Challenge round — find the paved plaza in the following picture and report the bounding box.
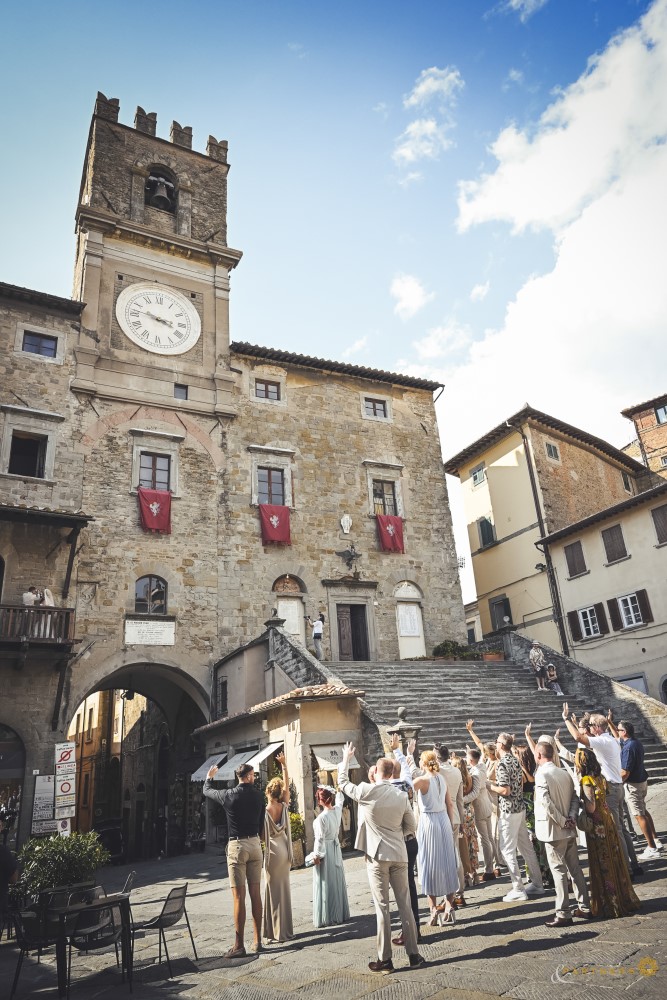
[3,784,666,1000]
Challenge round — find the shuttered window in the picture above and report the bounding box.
[608,590,653,630]
[651,503,667,544]
[601,524,627,563]
[478,517,496,547]
[568,603,609,642]
[564,540,587,577]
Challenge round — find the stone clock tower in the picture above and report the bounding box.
[72,92,242,416]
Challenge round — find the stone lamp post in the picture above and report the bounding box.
[386,706,422,757]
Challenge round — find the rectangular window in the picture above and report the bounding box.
[467,625,476,644]
[86,708,94,741]
[174,384,188,400]
[22,331,58,358]
[656,404,667,424]
[8,431,47,478]
[545,442,560,461]
[364,397,388,419]
[619,593,642,628]
[373,479,397,516]
[478,516,496,548]
[255,379,280,401]
[75,714,82,745]
[471,462,486,487]
[564,540,587,577]
[579,606,601,637]
[139,452,171,491]
[217,676,228,719]
[651,503,667,544]
[489,595,512,630]
[601,524,627,563]
[258,467,285,505]
[621,471,632,493]
[661,456,667,468]
[82,772,90,807]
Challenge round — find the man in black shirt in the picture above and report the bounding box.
[204,761,265,958]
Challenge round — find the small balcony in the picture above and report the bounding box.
[0,605,76,644]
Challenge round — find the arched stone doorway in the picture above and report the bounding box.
[0,724,25,850]
[272,574,307,645]
[64,660,208,861]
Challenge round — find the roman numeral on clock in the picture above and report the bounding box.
[156,294,164,304]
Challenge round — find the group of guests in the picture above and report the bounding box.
[204,704,660,969]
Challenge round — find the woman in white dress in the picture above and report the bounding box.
[407,741,459,926]
[310,785,350,928]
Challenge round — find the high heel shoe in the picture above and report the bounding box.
[428,910,439,926]
[439,908,456,926]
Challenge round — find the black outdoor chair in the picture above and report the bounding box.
[67,889,124,999]
[131,883,197,978]
[10,909,60,999]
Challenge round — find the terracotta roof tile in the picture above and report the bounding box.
[193,684,364,735]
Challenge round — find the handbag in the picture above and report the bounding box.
[576,796,594,834]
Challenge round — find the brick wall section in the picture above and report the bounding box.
[627,403,667,478]
[529,425,639,532]
[504,630,667,743]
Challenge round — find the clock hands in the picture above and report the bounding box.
[143,308,174,328]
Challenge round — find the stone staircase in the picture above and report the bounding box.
[324,657,667,783]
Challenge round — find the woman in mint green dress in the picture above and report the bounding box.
[311,786,350,928]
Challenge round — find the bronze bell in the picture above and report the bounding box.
[150,179,172,211]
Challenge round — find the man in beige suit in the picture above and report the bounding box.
[339,742,425,973]
[534,741,591,927]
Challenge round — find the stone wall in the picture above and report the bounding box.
[503,630,667,743]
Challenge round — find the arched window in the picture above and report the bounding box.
[135,575,167,615]
[144,165,177,215]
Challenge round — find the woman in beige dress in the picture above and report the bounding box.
[263,752,294,943]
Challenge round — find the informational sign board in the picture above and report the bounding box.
[125,618,175,646]
[32,819,59,835]
[32,775,55,830]
[397,603,421,637]
[58,819,71,837]
[55,741,77,826]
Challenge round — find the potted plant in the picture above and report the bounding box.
[12,832,110,916]
[482,648,503,661]
[289,812,305,868]
[432,639,469,661]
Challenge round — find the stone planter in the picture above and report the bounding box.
[482,652,503,661]
[291,839,305,869]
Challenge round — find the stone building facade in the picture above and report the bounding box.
[0,93,464,847]
[622,393,667,479]
[444,405,657,652]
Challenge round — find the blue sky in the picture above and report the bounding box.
[2,0,665,598]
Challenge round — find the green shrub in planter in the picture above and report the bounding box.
[432,638,468,659]
[289,812,305,843]
[17,832,110,902]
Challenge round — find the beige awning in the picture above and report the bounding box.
[311,744,359,770]
[191,753,227,782]
[215,750,257,781]
[245,742,283,771]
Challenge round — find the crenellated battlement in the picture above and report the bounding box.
[93,92,227,162]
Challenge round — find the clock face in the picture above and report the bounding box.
[115,282,201,355]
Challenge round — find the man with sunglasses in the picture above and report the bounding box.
[608,716,662,861]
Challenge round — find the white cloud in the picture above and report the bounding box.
[390,274,435,320]
[458,1,667,235]
[403,66,464,109]
[373,102,389,119]
[413,321,472,360]
[430,0,667,460]
[503,68,525,90]
[288,42,306,59]
[504,0,549,23]
[397,170,423,188]
[393,118,454,166]
[470,281,490,302]
[341,336,368,359]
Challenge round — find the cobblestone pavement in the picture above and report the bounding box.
[3,784,666,1000]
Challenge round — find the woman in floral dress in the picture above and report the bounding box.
[451,755,479,886]
[576,748,640,919]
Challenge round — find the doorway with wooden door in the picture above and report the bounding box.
[336,604,369,661]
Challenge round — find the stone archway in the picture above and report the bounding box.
[0,723,25,851]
